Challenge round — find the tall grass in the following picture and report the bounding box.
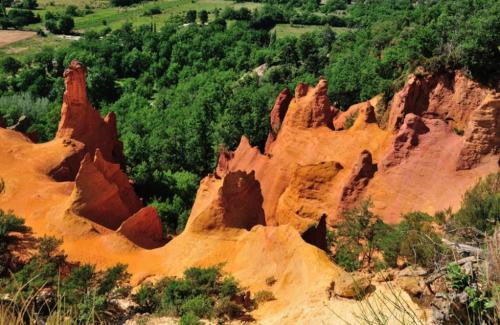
[0,273,103,325]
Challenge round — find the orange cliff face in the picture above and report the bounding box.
[213,70,499,234]
[0,62,498,323]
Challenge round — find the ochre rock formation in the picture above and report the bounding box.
[283,78,333,129]
[387,71,489,132]
[274,161,343,247]
[69,149,142,230]
[457,93,500,170]
[381,114,430,169]
[186,171,266,233]
[215,145,234,178]
[339,150,378,212]
[270,88,292,136]
[212,72,498,227]
[0,63,498,324]
[56,60,125,176]
[117,206,165,249]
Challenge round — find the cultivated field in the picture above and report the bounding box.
[0,30,37,47]
[0,34,71,60]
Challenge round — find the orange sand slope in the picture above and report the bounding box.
[0,61,498,323]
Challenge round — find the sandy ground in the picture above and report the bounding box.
[0,30,37,47]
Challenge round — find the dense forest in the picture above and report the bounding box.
[0,0,499,233]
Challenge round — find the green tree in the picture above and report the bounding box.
[199,10,208,24]
[186,10,196,24]
[58,15,74,34]
[0,56,21,74]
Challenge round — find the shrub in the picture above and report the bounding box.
[265,276,277,286]
[0,210,30,275]
[180,295,213,318]
[0,57,21,75]
[333,200,385,270]
[334,242,361,272]
[110,0,142,7]
[0,210,29,245]
[133,282,160,313]
[214,296,243,318]
[134,266,249,320]
[398,212,447,269]
[144,6,161,16]
[58,15,75,34]
[254,290,275,304]
[450,172,500,236]
[180,312,202,325]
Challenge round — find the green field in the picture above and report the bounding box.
[0,34,71,60]
[272,24,353,39]
[28,0,262,31]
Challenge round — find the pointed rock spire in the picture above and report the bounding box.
[56,60,125,175]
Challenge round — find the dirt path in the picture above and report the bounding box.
[0,30,37,47]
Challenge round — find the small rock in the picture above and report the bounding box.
[333,273,371,299]
[398,266,428,277]
[396,276,424,297]
[373,270,395,282]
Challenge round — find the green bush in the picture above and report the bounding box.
[333,200,385,270]
[180,295,213,318]
[0,210,29,245]
[334,242,361,272]
[0,210,30,275]
[451,172,500,236]
[180,312,202,325]
[0,57,21,75]
[134,266,249,320]
[396,212,446,269]
[143,6,161,16]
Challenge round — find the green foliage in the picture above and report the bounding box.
[446,262,497,323]
[334,200,386,271]
[199,10,208,24]
[0,57,21,75]
[133,266,249,320]
[332,202,446,271]
[45,14,75,35]
[0,210,29,245]
[0,8,40,28]
[110,0,142,7]
[450,172,500,236]
[185,10,196,23]
[334,242,361,272]
[180,312,202,325]
[143,6,161,16]
[0,210,30,274]
[1,233,131,323]
[65,5,81,17]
